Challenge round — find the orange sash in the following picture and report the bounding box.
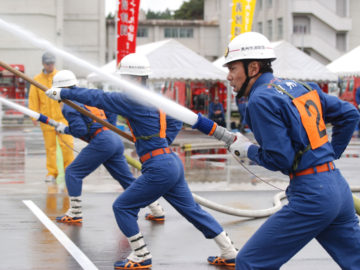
[84,105,107,121]
[127,110,166,142]
[292,90,328,149]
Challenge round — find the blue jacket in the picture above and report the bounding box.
[246,73,359,175]
[208,102,225,120]
[60,87,183,156]
[356,87,360,107]
[61,101,116,141]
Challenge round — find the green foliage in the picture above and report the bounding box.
[146,8,173,19]
[106,13,115,20]
[174,0,204,20]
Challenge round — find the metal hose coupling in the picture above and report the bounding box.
[212,125,235,146]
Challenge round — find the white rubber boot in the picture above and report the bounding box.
[145,200,165,221]
[207,231,237,266]
[148,200,164,216]
[214,231,238,259]
[127,232,152,263]
[56,196,82,223]
[65,196,82,218]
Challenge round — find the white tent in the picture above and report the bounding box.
[213,40,338,82]
[327,46,360,77]
[87,39,227,83]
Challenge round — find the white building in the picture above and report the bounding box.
[106,0,360,64]
[252,0,359,64]
[0,0,106,78]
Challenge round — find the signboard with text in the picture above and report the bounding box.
[231,0,256,40]
[116,0,140,67]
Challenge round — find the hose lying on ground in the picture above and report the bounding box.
[126,152,360,218]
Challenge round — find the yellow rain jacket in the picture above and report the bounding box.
[28,69,74,177]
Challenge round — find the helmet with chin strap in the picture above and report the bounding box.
[117,53,151,76]
[223,32,276,98]
[223,32,276,66]
[52,70,78,88]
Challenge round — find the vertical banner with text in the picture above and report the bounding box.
[116,0,141,67]
[230,0,256,40]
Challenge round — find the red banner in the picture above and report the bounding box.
[116,0,140,67]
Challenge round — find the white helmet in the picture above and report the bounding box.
[53,70,78,87]
[223,32,276,66]
[117,53,151,76]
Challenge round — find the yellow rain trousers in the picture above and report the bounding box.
[28,69,74,177]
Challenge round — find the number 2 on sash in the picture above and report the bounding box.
[293,90,328,149]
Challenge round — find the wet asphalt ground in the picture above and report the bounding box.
[0,123,359,270]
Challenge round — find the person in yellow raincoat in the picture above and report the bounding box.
[28,52,74,182]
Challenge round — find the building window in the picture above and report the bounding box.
[336,0,347,17]
[293,25,308,34]
[336,33,346,51]
[258,22,263,34]
[179,28,194,38]
[268,0,272,8]
[164,28,193,38]
[267,20,272,40]
[258,0,263,10]
[137,27,148,38]
[293,16,310,34]
[164,28,178,38]
[277,18,283,40]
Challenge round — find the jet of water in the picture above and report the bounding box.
[0,18,199,126]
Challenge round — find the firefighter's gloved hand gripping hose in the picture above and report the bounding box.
[192,113,253,161]
[192,113,235,145]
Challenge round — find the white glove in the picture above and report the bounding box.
[46,87,62,101]
[47,119,58,127]
[228,132,252,161]
[55,122,67,134]
[358,104,360,110]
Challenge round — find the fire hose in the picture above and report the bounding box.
[1,60,359,218]
[0,60,134,143]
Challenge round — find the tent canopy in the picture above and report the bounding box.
[213,40,338,82]
[327,46,360,77]
[88,39,227,83]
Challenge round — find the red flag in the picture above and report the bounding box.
[116,0,141,67]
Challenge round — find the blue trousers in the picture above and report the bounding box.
[236,169,360,269]
[112,152,223,238]
[65,130,135,196]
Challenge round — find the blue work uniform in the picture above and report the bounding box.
[356,87,360,134]
[236,72,360,269]
[60,87,224,238]
[209,102,225,127]
[61,101,135,197]
[236,97,247,127]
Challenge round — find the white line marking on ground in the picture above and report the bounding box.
[23,200,98,270]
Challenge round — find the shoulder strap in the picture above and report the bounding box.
[266,82,313,172]
[127,110,167,142]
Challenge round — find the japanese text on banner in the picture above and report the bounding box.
[117,0,140,66]
[231,0,256,40]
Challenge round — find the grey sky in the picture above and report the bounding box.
[105,0,187,15]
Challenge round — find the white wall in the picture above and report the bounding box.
[0,0,105,78]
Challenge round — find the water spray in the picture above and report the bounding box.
[0,96,58,127]
[0,96,141,170]
[0,18,199,127]
[0,60,134,142]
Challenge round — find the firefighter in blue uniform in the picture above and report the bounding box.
[192,32,360,269]
[51,70,165,223]
[356,86,360,137]
[46,53,237,270]
[208,96,226,127]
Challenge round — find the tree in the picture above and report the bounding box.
[174,0,204,20]
[146,8,173,20]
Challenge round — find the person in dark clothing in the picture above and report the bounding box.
[208,96,225,127]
